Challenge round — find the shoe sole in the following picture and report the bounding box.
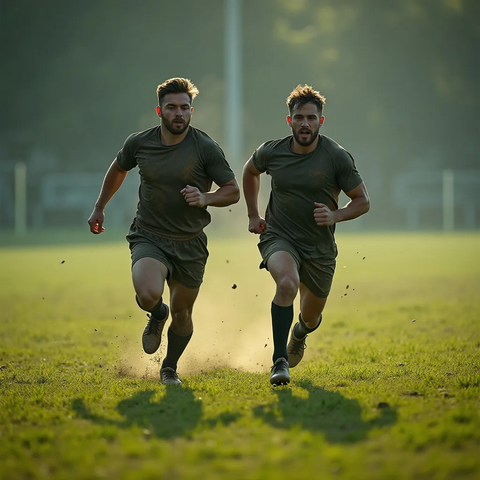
[161,379,182,385]
[271,379,290,387]
[287,356,302,368]
[270,375,290,386]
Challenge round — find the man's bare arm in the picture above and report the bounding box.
[181,178,240,208]
[87,160,128,234]
[242,158,266,234]
[314,182,370,227]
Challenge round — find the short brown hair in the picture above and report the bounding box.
[286,84,326,115]
[156,77,199,106]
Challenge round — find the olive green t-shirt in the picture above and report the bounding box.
[252,134,363,260]
[116,126,235,239]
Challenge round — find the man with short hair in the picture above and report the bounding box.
[88,77,239,385]
[242,84,370,386]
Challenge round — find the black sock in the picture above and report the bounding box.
[136,295,168,321]
[150,298,168,321]
[294,313,322,339]
[271,302,294,363]
[161,328,193,371]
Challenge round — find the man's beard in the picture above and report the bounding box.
[292,126,320,147]
[162,117,190,135]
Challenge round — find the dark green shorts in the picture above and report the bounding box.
[258,233,335,299]
[126,223,208,289]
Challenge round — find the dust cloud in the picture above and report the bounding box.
[179,311,272,376]
[118,242,277,381]
[118,298,274,381]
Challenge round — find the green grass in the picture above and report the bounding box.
[1,231,479,480]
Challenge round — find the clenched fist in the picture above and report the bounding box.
[314,202,336,226]
[181,185,207,208]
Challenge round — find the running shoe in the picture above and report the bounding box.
[287,324,307,368]
[142,304,169,354]
[270,357,290,386]
[160,367,182,385]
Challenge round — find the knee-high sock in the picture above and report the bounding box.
[136,295,168,321]
[294,313,322,339]
[161,328,193,370]
[271,302,294,362]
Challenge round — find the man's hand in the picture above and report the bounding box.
[87,209,106,234]
[314,202,336,227]
[181,185,207,207]
[248,215,266,234]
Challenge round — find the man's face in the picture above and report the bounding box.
[287,102,324,147]
[158,92,193,135]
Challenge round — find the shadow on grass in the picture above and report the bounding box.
[253,379,397,443]
[72,385,239,439]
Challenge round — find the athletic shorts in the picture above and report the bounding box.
[258,232,336,299]
[126,222,208,289]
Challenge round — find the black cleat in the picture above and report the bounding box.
[142,304,169,354]
[160,367,182,385]
[270,357,290,386]
[287,324,307,368]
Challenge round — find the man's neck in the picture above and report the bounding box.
[160,126,190,146]
[290,135,319,154]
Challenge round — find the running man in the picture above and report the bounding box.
[88,77,239,385]
[242,84,370,386]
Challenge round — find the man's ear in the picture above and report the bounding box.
[286,115,291,126]
[156,106,161,117]
[320,116,325,126]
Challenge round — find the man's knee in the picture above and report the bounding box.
[276,276,299,301]
[136,290,162,311]
[171,305,192,323]
[170,306,193,335]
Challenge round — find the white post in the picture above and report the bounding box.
[442,169,454,231]
[225,0,243,167]
[15,162,27,235]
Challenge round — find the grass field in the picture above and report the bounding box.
[0,231,479,480]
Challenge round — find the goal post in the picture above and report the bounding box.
[14,162,27,235]
[442,169,454,232]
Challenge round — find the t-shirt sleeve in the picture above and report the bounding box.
[115,134,138,171]
[203,141,236,186]
[251,142,268,173]
[335,149,364,193]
